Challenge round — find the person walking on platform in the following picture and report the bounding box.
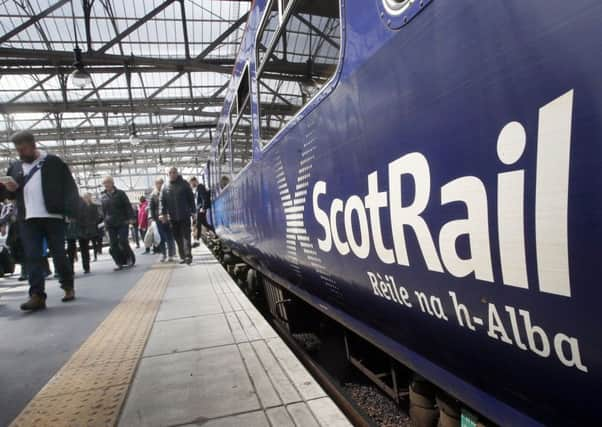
[93,203,104,261]
[189,177,200,247]
[160,167,194,264]
[0,130,79,311]
[100,176,136,271]
[1,200,26,280]
[196,181,215,239]
[138,196,149,253]
[77,193,101,274]
[149,178,175,262]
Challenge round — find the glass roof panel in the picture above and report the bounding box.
[0,0,251,192]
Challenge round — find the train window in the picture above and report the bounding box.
[256,0,279,68]
[232,66,253,176]
[218,127,232,190]
[257,0,341,148]
[237,65,250,110]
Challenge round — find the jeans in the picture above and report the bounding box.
[107,225,134,266]
[20,218,74,298]
[171,218,192,261]
[157,221,175,257]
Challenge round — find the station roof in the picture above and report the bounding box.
[0,0,250,193]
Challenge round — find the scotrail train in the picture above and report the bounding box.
[204,1,601,425]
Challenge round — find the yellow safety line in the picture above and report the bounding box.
[10,264,174,427]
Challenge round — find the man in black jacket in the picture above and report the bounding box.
[100,176,135,270]
[149,178,176,262]
[189,177,215,245]
[160,167,194,264]
[0,130,79,311]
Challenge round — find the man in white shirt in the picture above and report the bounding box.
[0,131,79,311]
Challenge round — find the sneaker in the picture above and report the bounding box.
[18,275,27,281]
[192,242,200,248]
[84,269,91,274]
[114,265,124,271]
[185,257,192,265]
[179,259,187,264]
[62,289,75,302]
[167,257,176,263]
[160,255,167,263]
[20,294,46,311]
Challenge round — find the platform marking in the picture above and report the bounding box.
[10,264,174,427]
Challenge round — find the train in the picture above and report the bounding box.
[204,0,602,425]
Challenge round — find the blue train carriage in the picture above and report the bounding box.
[208,0,601,425]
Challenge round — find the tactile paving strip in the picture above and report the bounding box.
[10,264,174,427]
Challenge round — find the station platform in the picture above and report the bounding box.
[2,243,351,427]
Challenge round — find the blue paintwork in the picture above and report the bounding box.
[209,1,602,425]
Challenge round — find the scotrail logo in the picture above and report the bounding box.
[310,90,574,298]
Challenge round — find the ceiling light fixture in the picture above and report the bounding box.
[68,47,92,89]
[129,123,141,146]
[68,1,92,89]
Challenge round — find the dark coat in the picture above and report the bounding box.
[148,191,161,221]
[100,188,134,227]
[160,176,195,221]
[78,200,101,239]
[197,185,211,210]
[0,154,79,220]
[65,220,79,241]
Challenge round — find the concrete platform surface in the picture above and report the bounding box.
[0,246,158,427]
[119,244,351,427]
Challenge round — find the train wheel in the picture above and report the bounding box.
[409,377,438,427]
[436,393,460,427]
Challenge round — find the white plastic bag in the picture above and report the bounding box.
[151,221,161,245]
[145,221,161,247]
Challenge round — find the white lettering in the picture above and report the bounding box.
[487,304,513,344]
[364,171,395,264]
[439,176,493,282]
[313,181,332,252]
[505,306,528,351]
[344,195,370,259]
[389,153,443,272]
[497,122,529,289]
[330,198,349,255]
[519,309,551,358]
[553,333,588,373]
[448,291,476,331]
[535,90,573,297]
